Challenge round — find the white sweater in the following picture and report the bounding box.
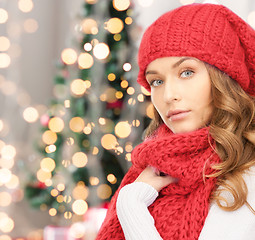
[116,167,255,240]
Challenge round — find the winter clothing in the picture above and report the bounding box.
[137,4,255,96]
[96,124,221,239]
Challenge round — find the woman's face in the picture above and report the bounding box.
[145,56,213,134]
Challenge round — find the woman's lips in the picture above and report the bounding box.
[167,110,191,121]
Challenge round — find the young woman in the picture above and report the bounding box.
[96,3,255,240]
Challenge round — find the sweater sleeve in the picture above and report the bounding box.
[116,182,163,240]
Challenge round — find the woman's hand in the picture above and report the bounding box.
[135,166,177,192]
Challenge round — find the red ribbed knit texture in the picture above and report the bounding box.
[137,4,255,96]
[96,125,221,239]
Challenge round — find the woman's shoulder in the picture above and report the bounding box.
[199,165,255,240]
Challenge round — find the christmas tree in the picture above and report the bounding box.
[24,0,151,223]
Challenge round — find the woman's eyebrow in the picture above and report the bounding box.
[145,57,198,76]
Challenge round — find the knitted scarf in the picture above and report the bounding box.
[96,124,221,240]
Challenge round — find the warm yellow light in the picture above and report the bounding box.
[104,87,117,103]
[0,192,11,207]
[141,86,151,96]
[0,53,11,68]
[1,145,16,159]
[72,152,88,168]
[0,9,8,24]
[107,174,117,184]
[49,208,57,216]
[113,0,130,11]
[61,48,77,65]
[5,174,19,189]
[97,184,112,199]
[81,18,98,34]
[0,37,10,51]
[18,0,34,13]
[93,43,110,60]
[92,147,99,155]
[64,211,72,219]
[42,130,57,145]
[116,91,123,99]
[121,80,128,88]
[132,119,140,127]
[125,153,131,161]
[45,144,56,153]
[56,195,64,203]
[64,195,72,203]
[70,79,86,96]
[0,235,11,240]
[24,18,38,33]
[125,143,133,152]
[36,169,52,183]
[0,217,14,233]
[127,87,135,95]
[72,200,88,215]
[115,121,131,138]
[64,100,70,108]
[72,185,89,200]
[0,157,13,170]
[125,17,133,25]
[48,117,64,133]
[113,34,121,41]
[83,126,92,135]
[78,53,94,69]
[101,134,118,150]
[69,117,85,133]
[51,189,58,197]
[40,157,56,172]
[89,176,99,186]
[137,93,145,102]
[123,63,132,71]
[57,184,65,192]
[84,80,91,88]
[106,18,124,34]
[146,103,154,119]
[23,107,39,123]
[86,0,98,3]
[84,43,92,51]
[108,73,116,81]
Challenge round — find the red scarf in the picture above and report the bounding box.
[96,125,221,240]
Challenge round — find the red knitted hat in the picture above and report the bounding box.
[137,3,255,95]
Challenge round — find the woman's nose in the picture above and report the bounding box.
[163,80,181,103]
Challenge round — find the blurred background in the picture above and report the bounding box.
[0,0,254,239]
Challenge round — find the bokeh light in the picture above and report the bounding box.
[0,192,12,207]
[40,158,56,172]
[5,175,19,189]
[23,107,39,123]
[72,152,88,168]
[18,0,34,13]
[78,53,94,69]
[24,18,38,33]
[84,43,92,51]
[42,130,57,145]
[1,145,16,160]
[0,37,10,51]
[72,200,88,215]
[106,18,124,34]
[61,48,77,65]
[93,43,110,60]
[113,0,130,11]
[115,121,131,138]
[70,79,87,96]
[101,134,118,150]
[48,117,64,133]
[69,117,85,133]
[37,169,52,183]
[0,9,8,24]
[97,184,112,199]
[0,53,11,68]
[81,18,98,34]
[107,174,117,184]
[72,183,89,200]
[123,62,131,71]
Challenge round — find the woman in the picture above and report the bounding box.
[96,3,255,240]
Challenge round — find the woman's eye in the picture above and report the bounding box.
[150,79,163,87]
[180,70,194,78]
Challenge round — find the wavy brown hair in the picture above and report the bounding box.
[145,63,255,212]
